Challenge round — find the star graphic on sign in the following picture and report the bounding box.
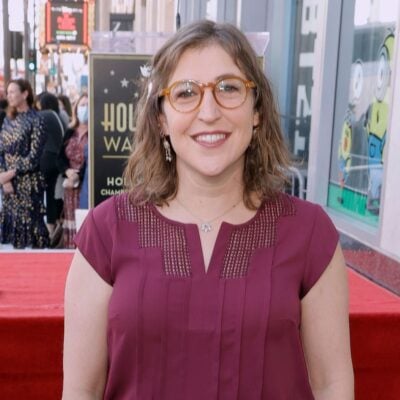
[121,78,129,88]
[110,70,115,76]
[104,88,109,94]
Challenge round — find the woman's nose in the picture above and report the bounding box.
[197,89,222,121]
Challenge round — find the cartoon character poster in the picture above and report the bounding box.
[328,15,396,227]
[364,33,394,215]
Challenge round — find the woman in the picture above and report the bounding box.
[57,93,88,248]
[63,21,354,399]
[78,142,89,209]
[58,94,72,127]
[0,79,49,248]
[0,98,8,130]
[37,92,65,237]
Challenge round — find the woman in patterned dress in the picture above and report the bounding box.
[0,79,49,248]
[57,93,88,248]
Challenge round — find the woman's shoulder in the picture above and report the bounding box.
[91,194,118,220]
[263,192,330,223]
[26,108,41,121]
[275,194,337,245]
[27,107,39,116]
[39,110,59,127]
[40,109,57,121]
[15,108,35,120]
[64,127,75,136]
[61,127,77,144]
[287,194,323,215]
[90,192,145,222]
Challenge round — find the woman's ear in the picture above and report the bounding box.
[253,110,260,129]
[158,114,169,137]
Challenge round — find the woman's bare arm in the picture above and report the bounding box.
[62,250,113,400]
[301,244,354,400]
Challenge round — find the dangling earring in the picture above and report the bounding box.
[163,137,172,162]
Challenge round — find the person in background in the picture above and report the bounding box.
[0,79,49,248]
[37,92,65,237]
[57,93,88,248]
[0,98,7,212]
[63,21,354,399]
[58,94,72,127]
[0,99,8,130]
[78,142,89,209]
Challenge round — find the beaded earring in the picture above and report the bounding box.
[163,137,172,162]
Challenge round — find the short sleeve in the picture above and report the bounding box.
[74,197,116,285]
[301,205,339,297]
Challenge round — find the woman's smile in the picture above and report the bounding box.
[192,131,230,147]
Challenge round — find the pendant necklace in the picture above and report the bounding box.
[175,197,242,233]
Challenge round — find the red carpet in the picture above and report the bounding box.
[348,271,400,399]
[1,253,400,399]
[0,253,71,400]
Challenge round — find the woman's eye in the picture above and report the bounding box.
[176,89,196,98]
[173,83,199,100]
[218,82,240,93]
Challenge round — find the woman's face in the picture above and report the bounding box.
[77,96,88,108]
[76,96,88,124]
[7,83,28,109]
[160,44,259,181]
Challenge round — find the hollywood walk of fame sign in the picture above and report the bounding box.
[89,53,151,206]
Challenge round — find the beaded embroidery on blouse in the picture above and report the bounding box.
[220,194,296,278]
[116,193,295,279]
[116,194,192,277]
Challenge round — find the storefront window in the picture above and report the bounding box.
[328,0,398,227]
[286,0,319,164]
[206,0,218,21]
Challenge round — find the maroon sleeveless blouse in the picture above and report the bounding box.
[75,192,338,399]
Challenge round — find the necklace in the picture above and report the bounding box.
[175,197,242,233]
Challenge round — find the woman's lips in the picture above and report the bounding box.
[192,132,230,146]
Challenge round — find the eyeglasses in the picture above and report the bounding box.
[159,76,256,113]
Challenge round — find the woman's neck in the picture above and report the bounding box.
[176,167,245,211]
[77,124,88,137]
[16,103,29,113]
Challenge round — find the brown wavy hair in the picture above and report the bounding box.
[6,79,34,119]
[124,20,290,208]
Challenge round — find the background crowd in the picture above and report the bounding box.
[0,78,88,249]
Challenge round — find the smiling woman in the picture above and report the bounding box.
[158,44,260,189]
[63,20,354,400]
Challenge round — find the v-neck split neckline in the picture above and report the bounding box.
[149,202,264,276]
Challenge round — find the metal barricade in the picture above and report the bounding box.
[286,166,306,200]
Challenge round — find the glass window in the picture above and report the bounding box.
[327,0,398,227]
[111,0,134,14]
[206,0,218,21]
[283,0,319,199]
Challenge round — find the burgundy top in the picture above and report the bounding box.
[75,192,339,400]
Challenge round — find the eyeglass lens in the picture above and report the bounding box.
[170,77,248,112]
